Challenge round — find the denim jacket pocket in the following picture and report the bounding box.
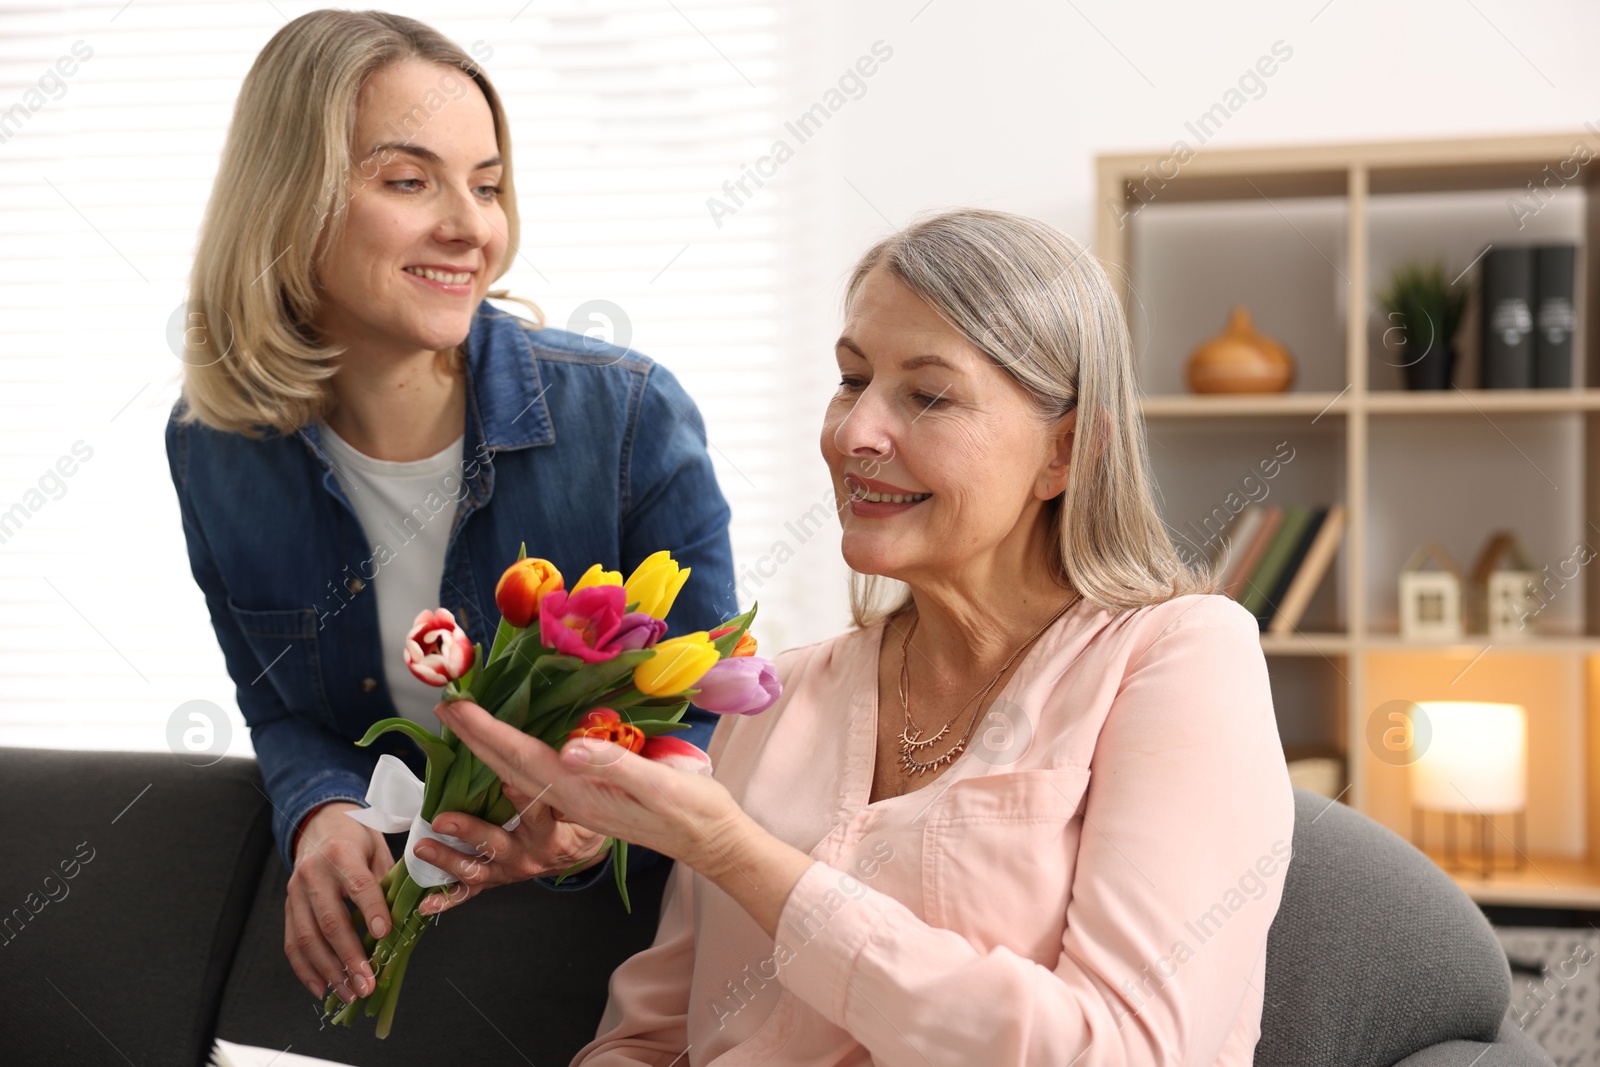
[225,596,336,730]
[922,766,1091,964]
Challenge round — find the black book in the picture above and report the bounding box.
[1256,506,1328,631]
[1480,246,1536,388]
[1535,244,1576,388]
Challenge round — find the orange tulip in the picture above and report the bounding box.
[566,708,646,754]
[710,625,758,658]
[495,557,563,628]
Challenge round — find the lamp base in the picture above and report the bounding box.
[1411,807,1526,879]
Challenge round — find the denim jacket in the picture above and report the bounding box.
[165,299,737,876]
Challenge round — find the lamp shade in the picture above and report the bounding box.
[1410,701,1526,814]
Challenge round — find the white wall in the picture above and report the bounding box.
[768,0,1600,648]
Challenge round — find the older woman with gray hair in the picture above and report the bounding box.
[438,208,1295,1065]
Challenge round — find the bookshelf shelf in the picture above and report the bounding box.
[1140,392,1350,418]
[1258,633,1352,656]
[1143,387,1600,417]
[1362,635,1600,654]
[1364,388,1600,414]
[1429,852,1600,910]
[1100,130,1600,909]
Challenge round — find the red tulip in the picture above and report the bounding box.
[641,735,713,775]
[563,710,713,775]
[403,608,474,686]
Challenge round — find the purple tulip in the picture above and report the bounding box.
[609,611,668,652]
[692,656,781,715]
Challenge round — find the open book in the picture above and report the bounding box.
[209,1038,356,1067]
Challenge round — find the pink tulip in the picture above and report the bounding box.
[610,611,667,652]
[692,656,781,715]
[403,608,474,686]
[642,735,713,776]
[539,587,626,663]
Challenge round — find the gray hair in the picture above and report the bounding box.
[842,208,1218,626]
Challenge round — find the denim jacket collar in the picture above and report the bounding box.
[294,300,553,514]
[462,301,555,452]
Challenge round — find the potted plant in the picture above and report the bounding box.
[1377,261,1470,390]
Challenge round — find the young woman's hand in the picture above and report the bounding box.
[284,801,393,1003]
[413,783,608,917]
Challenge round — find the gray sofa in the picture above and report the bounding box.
[0,747,1556,1066]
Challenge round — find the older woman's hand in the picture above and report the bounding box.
[432,699,749,882]
[413,775,608,917]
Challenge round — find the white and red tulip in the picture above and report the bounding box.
[403,608,474,686]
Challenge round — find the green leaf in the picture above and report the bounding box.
[710,603,758,657]
[633,718,692,737]
[523,650,655,721]
[496,671,536,729]
[456,644,483,693]
[486,617,518,665]
[354,717,455,773]
[475,643,572,711]
[613,838,631,913]
[551,839,605,888]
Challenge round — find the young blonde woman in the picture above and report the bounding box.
[164,10,736,1011]
[438,209,1297,1065]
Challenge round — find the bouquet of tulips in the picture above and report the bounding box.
[323,545,779,1036]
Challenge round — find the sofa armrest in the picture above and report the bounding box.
[0,747,272,1067]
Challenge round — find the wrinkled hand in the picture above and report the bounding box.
[414,775,607,916]
[433,699,749,881]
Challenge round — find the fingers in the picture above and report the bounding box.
[414,838,495,893]
[341,854,391,941]
[435,699,563,801]
[284,892,337,999]
[303,876,375,1000]
[285,886,368,1002]
[502,781,551,821]
[419,879,473,917]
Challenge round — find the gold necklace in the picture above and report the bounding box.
[896,595,1079,775]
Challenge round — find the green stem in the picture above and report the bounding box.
[375,912,429,1039]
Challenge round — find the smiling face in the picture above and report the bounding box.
[820,264,1077,590]
[312,58,508,358]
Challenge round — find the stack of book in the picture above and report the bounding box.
[1210,502,1347,633]
[1479,243,1576,389]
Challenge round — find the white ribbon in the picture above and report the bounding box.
[345,754,522,888]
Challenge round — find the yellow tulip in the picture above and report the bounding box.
[624,550,691,620]
[634,632,720,696]
[572,562,623,594]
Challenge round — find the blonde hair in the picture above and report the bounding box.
[842,208,1219,626]
[174,9,541,437]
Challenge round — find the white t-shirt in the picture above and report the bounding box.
[316,419,465,737]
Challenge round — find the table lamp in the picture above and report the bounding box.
[1408,701,1527,877]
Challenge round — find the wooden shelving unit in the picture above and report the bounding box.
[1098,132,1600,909]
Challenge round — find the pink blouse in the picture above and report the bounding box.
[572,592,1295,1066]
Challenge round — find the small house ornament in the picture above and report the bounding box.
[1469,531,1540,638]
[1400,541,1463,641]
